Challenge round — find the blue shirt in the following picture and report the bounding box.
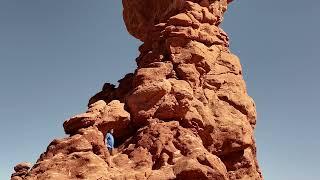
[106,133,114,149]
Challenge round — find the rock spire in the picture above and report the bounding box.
[12,0,263,179]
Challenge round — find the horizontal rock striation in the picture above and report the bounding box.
[12,0,263,179]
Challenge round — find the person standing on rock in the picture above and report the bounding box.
[106,129,115,155]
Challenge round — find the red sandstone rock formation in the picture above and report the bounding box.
[12,0,263,179]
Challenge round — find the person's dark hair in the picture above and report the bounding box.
[109,129,114,133]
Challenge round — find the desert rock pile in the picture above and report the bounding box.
[12,0,263,179]
[11,162,31,180]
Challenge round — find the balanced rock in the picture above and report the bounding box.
[16,0,263,179]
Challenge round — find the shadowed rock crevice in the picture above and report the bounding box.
[12,0,263,180]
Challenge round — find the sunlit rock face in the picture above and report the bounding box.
[12,1,263,180]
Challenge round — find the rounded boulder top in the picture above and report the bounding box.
[122,0,230,41]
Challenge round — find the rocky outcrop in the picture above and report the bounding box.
[63,100,132,141]
[11,162,31,180]
[12,0,263,179]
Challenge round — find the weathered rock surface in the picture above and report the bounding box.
[12,0,263,179]
[11,162,32,180]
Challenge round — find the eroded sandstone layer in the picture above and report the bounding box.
[12,0,263,179]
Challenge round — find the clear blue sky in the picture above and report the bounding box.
[0,1,319,179]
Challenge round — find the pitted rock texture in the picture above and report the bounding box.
[13,0,263,179]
